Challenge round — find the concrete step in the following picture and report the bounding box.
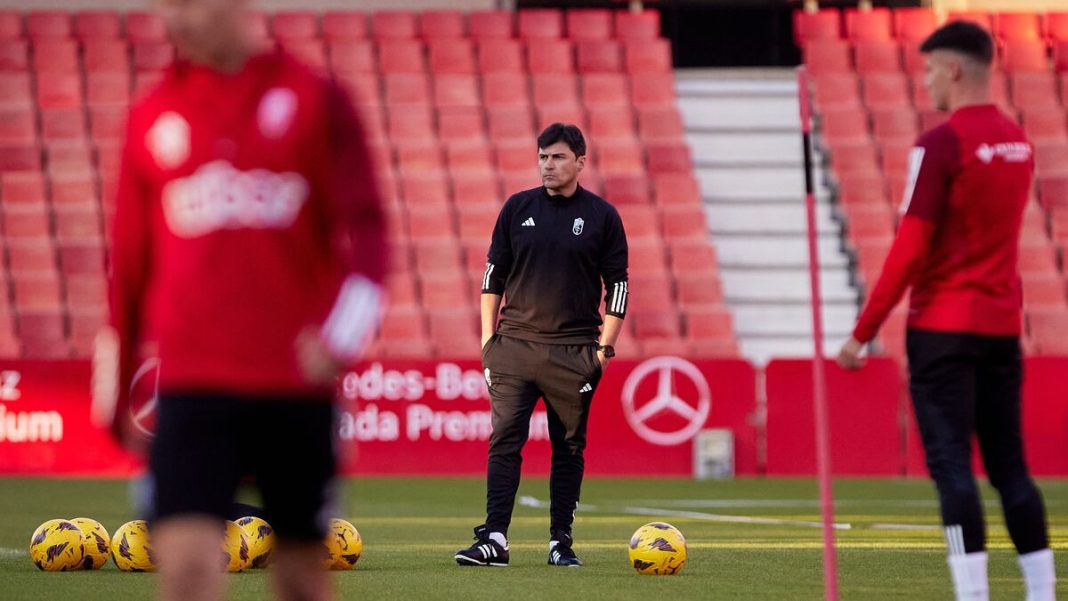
[720,268,857,303]
[697,167,825,202]
[687,132,803,167]
[715,236,849,269]
[676,77,797,98]
[732,304,858,337]
[706,203,840,236]
[678,96,800,132]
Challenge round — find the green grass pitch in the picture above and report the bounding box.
[1,477,1066,600]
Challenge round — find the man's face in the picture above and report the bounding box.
[923,50,956,112]
[538,141,585,193]
[155,0,244,64]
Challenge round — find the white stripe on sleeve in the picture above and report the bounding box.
[321,274,385,361]
[482,263,495,291]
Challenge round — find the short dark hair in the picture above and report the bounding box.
[919,20,994,65]
[537,123,586,157]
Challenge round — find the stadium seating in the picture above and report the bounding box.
[0,7,733,360]
[799,6,1068,356]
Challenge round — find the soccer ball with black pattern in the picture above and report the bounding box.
[70,517,110,569]
[628,522,687,576]
[28,519,85,572]
[222,520,251,572]
[323,518,362,570]
[110,520,156,572]
[236,516,275,569]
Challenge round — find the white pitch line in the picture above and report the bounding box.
[622,505,853,530]
[0,547,23,559]
[869,523,942,531]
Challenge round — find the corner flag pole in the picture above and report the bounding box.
[796,65,840,601]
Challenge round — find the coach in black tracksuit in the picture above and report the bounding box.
[454,124,628,568]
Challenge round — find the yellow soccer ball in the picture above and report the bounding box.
[70,517,110,570]
[323,518,362,570]
[222,520,251,572]
[29,519,85,572]
[111,520,156,572]
[236,516,275,569]
[628,522,687,576]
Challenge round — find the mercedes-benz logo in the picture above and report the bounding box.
[128,357,160,437]
[621,356,711,446]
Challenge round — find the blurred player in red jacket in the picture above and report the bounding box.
[92,1,387,600]
[838,22,1054,601]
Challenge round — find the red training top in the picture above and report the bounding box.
[110,50,388,407]
[853,104,1032,343]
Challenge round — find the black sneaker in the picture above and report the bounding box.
[454,525,509,567]
[548,530,582,567]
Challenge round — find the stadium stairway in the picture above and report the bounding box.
[677,69,859,364]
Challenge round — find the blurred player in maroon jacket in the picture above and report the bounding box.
[91,1,387,600]
[838,22,1054,601]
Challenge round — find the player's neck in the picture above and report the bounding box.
[545,181,580,198]
[949,84,991,112]
[206,43,254,74]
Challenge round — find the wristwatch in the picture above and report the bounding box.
[597,344,615,358]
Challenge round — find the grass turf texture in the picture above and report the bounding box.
[1,477,1067,600]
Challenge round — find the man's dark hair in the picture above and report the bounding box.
[919,20,994,65]
[537,123,586,157]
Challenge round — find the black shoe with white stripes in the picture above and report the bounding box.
[454,525,509,567]
[548,530,582,567]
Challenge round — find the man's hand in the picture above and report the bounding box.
[596,349,610,369]
[296,327,343,387]
[836,336,866,370]
[91,326,119,429]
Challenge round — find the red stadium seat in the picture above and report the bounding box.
[616,204,660,240]
[69,308,106,355]
[615,10,660,41]
[482,72,530,107]
[946,11,993,32]
[7,239,57,274]
[0,143,42,170]
[667,238,718,275]
[75,11,121,40]
[567,9,613,41]
[536,104,587,130]
[0,171,47,205]
[1001,39,1050,73]
[399,172,450,207]
[133,42,175,71]
[1018,241,1060,274]
[894,8,938,41]
[451,170,500,203]
[58,240,106,276]
[631,73,677,109]
[602,173,649,205]
[437,106,486,143]
[793,10,841,45]
[322,12,368,41]
[676,276,724,308]
[412,238,463,274]
[1022,273,1068,306]
[387,105,434,142]
[378,305,428,341]
[582,73,629,107]
[576,40,622,73]
[83,40,130,73]
[631,308,682,339]
[803,40,852,74]
[845,8,892,41]
[902,43,928,73]
[684,304,734,341]
[279,40,326,72]
[588,105,635,141]
[494,138,535,173]
[810,73,861,109]
[419,11,465,39]
[870,107,918,141]
[1011,73,1058,110]
[456,202,499,242]
[406,204,455,240]
[646,141,692,174]
[329,41,375,73]
[0,108,36,144]
[54,202,103,240]
[627,238,667,276]
[654,173,702,207]
[18,310,69,358]
[637,106,684,141]
[383,73,430,106]
[861,73,910,110]
[994,12,1042,41]
[487,106,534,141]
[338,73,381,109]
[433,73,480,107]
[597,140,643,175]
[428,39,474,73]
[426,307,479,353]
[1028,308,1068,353]
[26,11,71,39]
[477,39,523,73]
[272,11,318,41]
[660,205,707,239]
[0,40,28,71]
[40,108,86,142]
[65,273,106,307]
[1034,140,1068,176]
[32,40,79,72]
[0,11,21,40]
[376,40,425,74]
[1049,13,1068,43]
[126,11,167,43]
[624,39,672,74]
[468,12,513,40]
[1,204,50,239]
[526,39,574,74]
[838,171,888,205]
[879,140,914,177]
[395,140,443,172]
[518,9,563,40]
[532,73,580,109]
[372,12,418,40]
[854,40,902,73]
[13,272,64,311]
[844,203,896,238]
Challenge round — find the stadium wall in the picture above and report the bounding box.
[1,357,1066,478]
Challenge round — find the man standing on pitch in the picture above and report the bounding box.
[838,22,1055,601]
[455,124,628,567]
[92,1,387,600]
